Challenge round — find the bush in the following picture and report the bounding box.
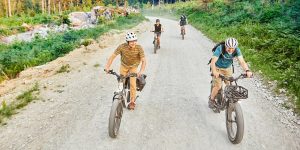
[0,14,146,82]
[156,1,300,113]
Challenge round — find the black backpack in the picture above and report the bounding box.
[208,41,238,73]
[180,16,187,24]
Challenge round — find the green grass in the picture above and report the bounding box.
[56,64,71,73]
[0,83,39,124]
[150,1,300,113]
[0,13,70,36]
[94,63,100,68]
[0,13,146,82]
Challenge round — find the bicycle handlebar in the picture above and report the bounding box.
[104,69,137,79]
[219,74,251,82]
[211,73,252,82]
[150,31,163,33]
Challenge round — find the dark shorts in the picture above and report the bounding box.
[180,21,186,26]
[154,32,161,37]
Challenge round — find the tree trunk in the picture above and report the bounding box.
[7,0,11,17]
[4,0,8,17]
[59,0,62,14]
[53,0,56,13]
[48,0,51,15]
[42,0,45,13]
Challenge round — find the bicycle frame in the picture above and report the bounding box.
[213,74,248,110]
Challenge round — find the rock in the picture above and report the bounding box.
[21,23,33,31]
[69,12,90,27]
[297,120,300,125]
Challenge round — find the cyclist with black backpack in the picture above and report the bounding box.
[208,38,253,109]
[179,15,188,35]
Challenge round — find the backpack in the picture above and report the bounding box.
[180,16,187,25]
[208,41,238,73]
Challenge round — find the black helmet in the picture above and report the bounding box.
[156,19,160,22]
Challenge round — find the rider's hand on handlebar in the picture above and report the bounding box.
[104,67,110,74]
[137,71,143,77]
[246,71,253,78]
[213,71,220,78]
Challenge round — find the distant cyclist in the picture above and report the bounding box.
[152,19,163,49]
[179,14,188,35]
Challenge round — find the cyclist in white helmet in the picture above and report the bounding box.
[209,37,252,109]
[105,32,147,110]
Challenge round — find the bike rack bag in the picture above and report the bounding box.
[225,85,248,99]
[136,74,147,91]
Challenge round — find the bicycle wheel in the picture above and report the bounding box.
[181,30,184,40]
[108,99,123,138]
[226,102,244,144]
[154,39,157,54]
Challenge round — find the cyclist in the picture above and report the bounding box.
[152,19,163,49]
[105,32,147,110]
[209,38,253,109]
[179,14,188,35]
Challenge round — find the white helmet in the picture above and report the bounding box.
[125,32,137,42]
[225,38,238,48]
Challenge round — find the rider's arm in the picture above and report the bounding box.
[237,56,252,77]
[210,56,219,78]
[138,57,146,76]
[105,54,117,72]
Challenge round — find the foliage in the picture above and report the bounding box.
[0,14,145,83]
[0,13,69,36]
[0,83,39,124]
[156,1,300,112]
[56,64,71,73]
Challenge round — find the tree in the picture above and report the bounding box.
[8,0,12,17]
[48,0,51,15]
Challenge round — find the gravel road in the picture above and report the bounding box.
[0,17,299,150]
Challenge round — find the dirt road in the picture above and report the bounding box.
[0,17,299,150]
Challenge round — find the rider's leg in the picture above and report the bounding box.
[211,77,222,100]
[157,34,161,46]
[181,26,185,34]
[120,64,129,78]
[210,67,232,100]
[128,67,138,103]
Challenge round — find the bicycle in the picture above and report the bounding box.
[181,26,185,40]
[105,69,136,138]
[210,74,250,144]
[151,31,161,54]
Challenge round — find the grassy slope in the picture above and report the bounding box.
[146,1,300,113]
[0,14,146,81]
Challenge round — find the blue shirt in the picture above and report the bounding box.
[213,45,242,68]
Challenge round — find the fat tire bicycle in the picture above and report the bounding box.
[210,74,251,144]
[105,69,136,138]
